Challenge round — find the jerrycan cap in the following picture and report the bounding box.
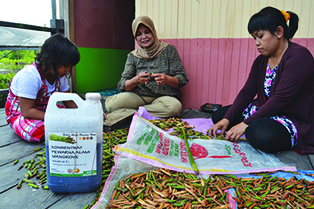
[85,93,101,100]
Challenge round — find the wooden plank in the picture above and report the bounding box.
[0,184,67,209]
[0,146,96,209]
[0,140,44,166]
[106,116,133,133]
[0,125,22,146]
[0,153,42,193]
[0,108,7,127]
[274,150,314,171]
[0,166,96,209]
[104,108,136,126]
[49,192,96,209]
[308,154,314,170]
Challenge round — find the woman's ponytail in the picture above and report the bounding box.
[286,11,299,39]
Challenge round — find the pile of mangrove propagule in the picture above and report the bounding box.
[149,117,225,140]
[107,168,314,208]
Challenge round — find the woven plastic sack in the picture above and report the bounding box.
[115,113,296,175]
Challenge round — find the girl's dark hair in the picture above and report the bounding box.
[248,6,299,40]
[35,33,80,78]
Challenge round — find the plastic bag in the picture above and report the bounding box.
[93,155,157,208]
[115,113,296,175]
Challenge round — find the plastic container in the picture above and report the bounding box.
[44,92,103,193]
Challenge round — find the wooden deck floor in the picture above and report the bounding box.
[1,107,313,209]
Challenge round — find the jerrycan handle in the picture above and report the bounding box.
[46,92,84,112]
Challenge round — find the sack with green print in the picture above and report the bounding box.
[114,113,296,175]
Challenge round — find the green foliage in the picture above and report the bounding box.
[0,50,38,70]
[0,50,37,107]
[0,73,15,89]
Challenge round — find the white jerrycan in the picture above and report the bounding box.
[44,92,103,193]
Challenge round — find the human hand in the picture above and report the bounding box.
[103,112,107,121]
[136,71,151,85]
[208,118,230,138]
[151,73,169,85]
[225,122,248,142]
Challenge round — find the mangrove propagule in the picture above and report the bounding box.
[181,128,200,175]
[49,133,76,144]
[107,168,314,208]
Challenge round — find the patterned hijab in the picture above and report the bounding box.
[131,16,168,59]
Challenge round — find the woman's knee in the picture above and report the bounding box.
[149,96,182,117]
[105,92,143,112]
[165,100,182,117]
[212,105,231,124]
[245,118,291,153]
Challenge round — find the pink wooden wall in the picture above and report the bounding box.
[161,38,314,110]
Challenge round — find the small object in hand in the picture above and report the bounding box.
[145,81,147,85]
[228,131,233,134]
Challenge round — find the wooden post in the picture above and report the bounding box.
[59,0,76,93]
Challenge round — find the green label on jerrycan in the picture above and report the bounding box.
[48,132,97,177]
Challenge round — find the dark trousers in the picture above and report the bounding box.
[212,105,292,153]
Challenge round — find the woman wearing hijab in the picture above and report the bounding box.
[105,16,189,118]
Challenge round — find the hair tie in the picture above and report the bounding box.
[280,10,290,22]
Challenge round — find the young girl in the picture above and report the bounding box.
[5,33,80,142]
[209,7,314,154]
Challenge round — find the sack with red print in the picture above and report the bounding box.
[114,113,296,175]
